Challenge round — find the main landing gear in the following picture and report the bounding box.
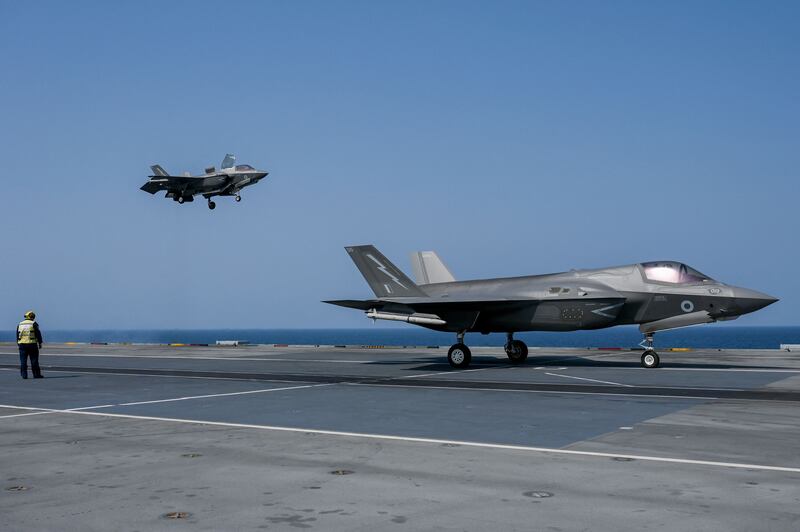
[640,332,660,368]
[447,332,471,369]
[504,333,528,364]
[447,332,530,369]
[177,196,185,204]
[235,194,242,202]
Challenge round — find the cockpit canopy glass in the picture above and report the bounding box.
[235,164,254,171]
[641,261,714,284]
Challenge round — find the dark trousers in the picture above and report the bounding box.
[18,344,41,378]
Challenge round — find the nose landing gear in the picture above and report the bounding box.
[235,195,242,202]
[639,333,660,368]
[207,200,216,210]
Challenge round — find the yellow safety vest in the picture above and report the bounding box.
[17,320,38,344]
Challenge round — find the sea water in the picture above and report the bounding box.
[2,325,798,349]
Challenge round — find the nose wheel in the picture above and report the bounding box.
[235,195,242,202]
[639,332,660,368]
[641,350,660,368]
[207,200,216,210]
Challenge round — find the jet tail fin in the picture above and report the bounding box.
[345,245,427,298]
[150,164,169,177]
[221,154,236,169]
[410,251,456,285]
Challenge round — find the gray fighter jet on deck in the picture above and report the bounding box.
[325,245,778,369]
[140,154,268,210]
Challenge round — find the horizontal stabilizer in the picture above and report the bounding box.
[411,251,456,284]
[323,299,380,311]
[140,181,165,194]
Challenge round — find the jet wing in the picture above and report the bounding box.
[140,176,203,195]
[323,297,533,310]
[325,293,627,320]
[324,297,555,313]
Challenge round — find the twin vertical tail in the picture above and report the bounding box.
[149,165,169,177]
[345,245,427,298]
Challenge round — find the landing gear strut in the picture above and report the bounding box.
[640,332,660,368]
[504,333,528,364]
[447,331,471,369]
[207,200,216,210]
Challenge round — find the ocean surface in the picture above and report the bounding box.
[2,326,799,349]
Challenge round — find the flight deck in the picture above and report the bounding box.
[2,343,799,531]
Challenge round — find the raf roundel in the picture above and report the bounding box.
[681,300,695,313]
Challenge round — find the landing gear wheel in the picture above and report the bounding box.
[641,350,660,369]
[235,195,242,202]
[208,200,216,210]
[448,343,472,369]
[504,340,528,364]
[177,196,185,204]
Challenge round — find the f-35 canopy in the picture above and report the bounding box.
[641,261,714,284]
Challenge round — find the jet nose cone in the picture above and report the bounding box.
[732,287,779,314]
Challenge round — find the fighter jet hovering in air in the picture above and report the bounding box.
[140,154,268,209]
[325,245,778,369]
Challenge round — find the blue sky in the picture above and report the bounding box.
[0,1,797,329]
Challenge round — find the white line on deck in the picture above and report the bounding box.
[0,352,369,363]
[342,382,714,400]
[545,372,634,387]
[0,411,54,419]
[115,383,334,406]
[2,350,799,373]
[0,367,317,383]
[0,403,797,474]
[0,385,331,417]
[0,403,115,419]
[401,367,497,379]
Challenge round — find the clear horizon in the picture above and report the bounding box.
[1,1,797,329]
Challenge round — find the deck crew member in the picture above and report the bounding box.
[17,311,43,379]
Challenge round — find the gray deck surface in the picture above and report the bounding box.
[1,344,799,531]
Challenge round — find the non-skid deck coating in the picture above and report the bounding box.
[1,344,799,531]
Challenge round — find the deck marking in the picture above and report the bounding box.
[343,382,716,400]
[0,386,331,417]
[545,372,634,387]
[4,367,795,402]
[401,367,497,379]
[0,367,314,384]
[0,403,115,419]
[2,351,799,373]
[115,383,334,407]
[1,403,798,474]
[0,411,54,419]
[0,352,369,363]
